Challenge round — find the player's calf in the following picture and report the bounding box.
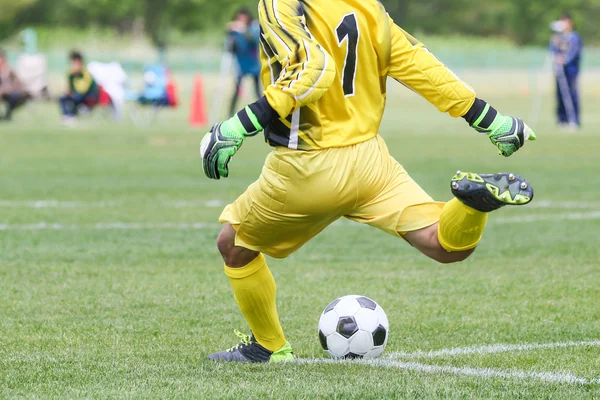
[211,225,292,363]
[403,223,475,264]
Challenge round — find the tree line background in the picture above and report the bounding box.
[1,0,599,48]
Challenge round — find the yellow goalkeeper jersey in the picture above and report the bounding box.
[258,0,477,150]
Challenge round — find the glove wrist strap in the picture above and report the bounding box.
[228,96,279,137]
[226,107,262,137]
[463,98,502,133]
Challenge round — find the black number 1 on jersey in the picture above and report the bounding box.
[335,13,359,97]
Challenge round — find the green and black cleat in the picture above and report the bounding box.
[451,171,534,212]
[207,329,294,363]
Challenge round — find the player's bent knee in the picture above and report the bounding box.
[216,226,236,255]
[216,224,259,268]
[217,225,240,266]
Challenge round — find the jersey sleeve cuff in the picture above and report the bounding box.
[264,86,296,119]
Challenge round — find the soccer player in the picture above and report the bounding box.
[201,0,536,363]
[550,13,582,129]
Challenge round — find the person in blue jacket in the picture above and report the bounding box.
[550,13,583,128]
[227,8,262,116]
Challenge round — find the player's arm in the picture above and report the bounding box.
[257,0,336,118]
[200,0,336,180]
[386,19,536,157]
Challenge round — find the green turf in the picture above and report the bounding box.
[1,72,600,399]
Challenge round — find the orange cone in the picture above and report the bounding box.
[189,76,207,127]
[166,71,179,107]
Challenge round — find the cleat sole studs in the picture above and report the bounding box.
[456,170,462,175]
[508,174,516,181]
[451,182,459,190]
[521,182,528,190]
[502,194,507,200]
[515,195,521,202]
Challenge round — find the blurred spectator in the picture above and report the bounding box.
[0,49,29,121]
[227,7,261,115]
[59,51,99,123]
[550,13,582,129]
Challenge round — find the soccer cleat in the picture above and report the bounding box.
[450,171,534,212]
[206,329,295,363]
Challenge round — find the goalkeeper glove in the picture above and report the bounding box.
[200,106,262,180]
[466,99,537,157]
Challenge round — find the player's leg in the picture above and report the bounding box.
[402,194,486,264]
[207,223,292,363]
[217,223,259,268]
[59,94,72,117]
[2,92,23,120]
[405,171,533,263]
[568,73,580,126]
[229,75,243,116]
[346,137,533,264]
[70,93,87,115]
[345,136,449,261]
[208,147,355,362]
[252,73,261,100]
[1,94,10,120]
[556,78,567,125]
[402,223,475,264]
[216,225,283,354]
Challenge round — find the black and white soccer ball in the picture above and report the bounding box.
[318,295,389,359]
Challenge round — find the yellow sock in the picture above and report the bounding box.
[438,198,489,252]
[225,254,286,352]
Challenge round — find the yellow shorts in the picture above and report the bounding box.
[219,135,444,258]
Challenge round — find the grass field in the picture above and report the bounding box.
[1,71,600,399]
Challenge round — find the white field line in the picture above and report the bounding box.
[164,200,225,208]
[495,211,600,224]
[297,358,599,385]
[0,200,121,208]
[0,222,220,231]
[0,200,226,209]
[530,200,600,209]
[299,341,600,385]
[389,340,600,359]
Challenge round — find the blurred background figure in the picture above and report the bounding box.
[15,28,50,100]
[137,65,172,107]
[550,13,582,130]
[59,51,99,124]
[0,48,29,121]
[227,7,261,115]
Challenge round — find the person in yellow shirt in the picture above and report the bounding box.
[58,51,99,123]
[201,0,536,363]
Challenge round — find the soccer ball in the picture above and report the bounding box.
[318,295,389,359]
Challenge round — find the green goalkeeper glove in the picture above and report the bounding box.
[200,106,262,180]
[467,100,537,157]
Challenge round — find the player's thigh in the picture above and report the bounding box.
[346,139,444,238]
[219,149,354,259]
